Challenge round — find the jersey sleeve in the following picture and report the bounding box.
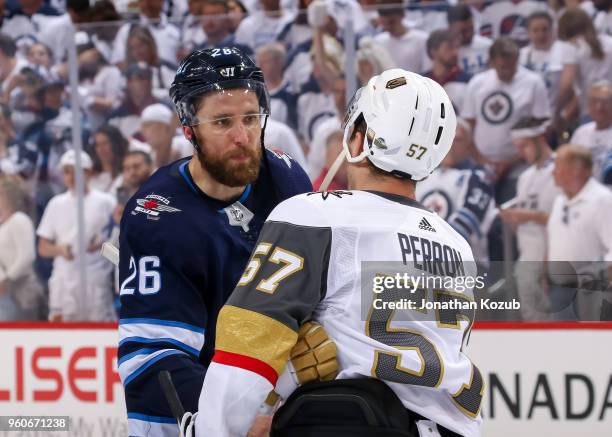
[117,207,207,414]
[448,169,495,241]
[196,195,332,436]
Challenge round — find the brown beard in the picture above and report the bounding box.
[196,142,262,187]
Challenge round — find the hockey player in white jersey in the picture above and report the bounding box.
[191,69,483,437]
[416,120,497,268]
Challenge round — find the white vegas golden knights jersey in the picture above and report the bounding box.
[197,190,483,437]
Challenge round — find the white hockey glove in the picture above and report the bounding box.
[179,411,197,437]
[307,0,329,28]
[273,321,339,400]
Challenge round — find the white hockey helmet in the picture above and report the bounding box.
[342,68,457,181]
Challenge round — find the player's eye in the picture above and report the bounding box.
[213,118,232,128]
[243,114,259,126]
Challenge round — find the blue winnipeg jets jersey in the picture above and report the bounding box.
[117,150,311,433]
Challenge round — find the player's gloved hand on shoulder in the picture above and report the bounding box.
[179,411,197,437]
[274,321,339,399]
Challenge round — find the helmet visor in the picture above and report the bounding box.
[175,79,270,127]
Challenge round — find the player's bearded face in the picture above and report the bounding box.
[192,91,263,187]
[197,135,261,187]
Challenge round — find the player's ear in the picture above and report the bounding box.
[183,126,194,145]
[348,129,365,158]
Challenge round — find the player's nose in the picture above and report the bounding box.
[228,119,250,145]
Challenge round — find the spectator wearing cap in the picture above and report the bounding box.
[111,0,180,66]
[570,81,612,181]
[547,144,612,320]
[424,29,471,114]
[447,4,492,77]
[14,79,79,212]
[37,149,116,322]
[195,0,253,55]
[107,62,162,139]
[0,174,43,320]
[462,37,551,202]
[89,125,129,193]
[373,0,430,74]
[501,117,561,321]
[139,103,187,168]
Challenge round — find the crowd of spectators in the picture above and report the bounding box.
[0,0,611,322]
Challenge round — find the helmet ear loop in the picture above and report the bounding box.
[342,113,369,164]
[259,114,280,202]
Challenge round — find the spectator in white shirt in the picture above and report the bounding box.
[462,37,551,201]
[234,0,295,51]
[123,25,176,102]
[178,0,207,60]
[447,4,492,76]
[594,0,612,36]
[547,144,612,320]
[111,0,181,65]
[520,11,564,108]
[0,175,43,320]
[570,80,612,181]
[501,117,561,320]
[75,48,123,129]
[37,149,116,321]
[263,118,308,170]
[557,7,612,121]
[373,0,430,74]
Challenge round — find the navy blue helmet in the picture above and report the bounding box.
[170,47,270,126]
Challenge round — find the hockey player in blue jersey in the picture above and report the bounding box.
[116,47,315,436]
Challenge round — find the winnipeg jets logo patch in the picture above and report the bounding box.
[223,201,254,232]
[133,194,181,220]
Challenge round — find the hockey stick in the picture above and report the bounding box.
[158,371,187,431]
[100,242,119,266]
[318,149,346,192]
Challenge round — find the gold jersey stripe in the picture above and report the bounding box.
[216,305,298,374]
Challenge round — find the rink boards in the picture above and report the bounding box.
[0,322,610,437]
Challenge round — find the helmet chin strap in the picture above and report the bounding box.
[259,114,280,202]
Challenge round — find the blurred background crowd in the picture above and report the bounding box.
[0,0,611,322]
